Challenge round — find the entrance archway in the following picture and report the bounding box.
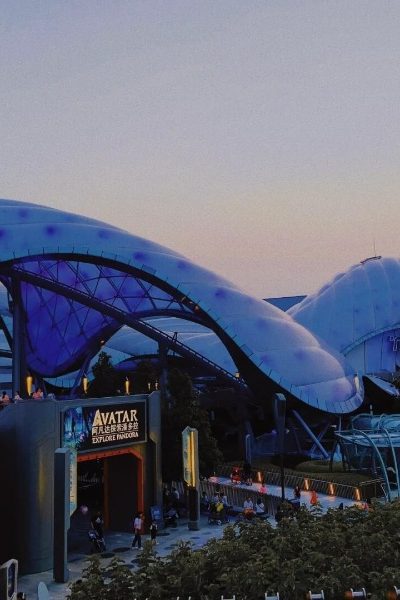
[77,447,143,531]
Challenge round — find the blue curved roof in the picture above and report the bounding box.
[289,256,400,356]
[0,199,362,413]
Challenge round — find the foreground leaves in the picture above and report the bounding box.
[69,501,400,600]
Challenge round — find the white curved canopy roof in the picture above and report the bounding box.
[289,256,400,356]
[0,199,362,413]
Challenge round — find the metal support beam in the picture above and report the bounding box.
[291,409,330,459]
[11,267,248,391]
[11,277,24,398]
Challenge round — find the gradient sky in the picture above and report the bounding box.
[1,1,400,298]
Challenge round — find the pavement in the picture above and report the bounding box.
[17,484,360,600]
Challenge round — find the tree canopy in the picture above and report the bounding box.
[161,368,223,482]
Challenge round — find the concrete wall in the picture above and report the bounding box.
[0,393,162,575]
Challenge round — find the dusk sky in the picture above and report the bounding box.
[1,1,400,298]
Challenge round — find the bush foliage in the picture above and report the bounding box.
[69,501,400,600]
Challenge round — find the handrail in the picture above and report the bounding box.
[216,465,385,501]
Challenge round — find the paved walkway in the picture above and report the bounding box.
[18,515,235,600]
[18,487,360,600]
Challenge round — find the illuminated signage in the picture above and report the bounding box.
[63,400,146,453]
[182,426,199,488]
[69,449,77,516]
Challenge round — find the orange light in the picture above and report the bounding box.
[304,478,310,491]
[257,471,262,483]
[328,483,334,495]
[124,377,130,395]
[26,374,33,396]
[355,488,361,502]
[82,375,88,394]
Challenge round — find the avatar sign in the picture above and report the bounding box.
[63,401,147,452]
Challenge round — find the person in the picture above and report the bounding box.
[230,466,241,484]
[338,502,344,510]
[211,492,219,505]
[243,497,254,511]
[171,487,180,502]
[255,497,265,515]
[0,391,10,407]
[220,493,231,510]
[310,490,318,506]
[291,488,301,511]
[91,511,104,539]
[32,387,44,400]
[242,461,252,485]
[200,491,209,512]
[149,520,158,545]
[243,497,254,519]
[13,391,22,402]
[275,503,284,523]
[132,512,144,549]
[162,486,170,507]
[164,505,178,527]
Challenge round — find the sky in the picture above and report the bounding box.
[1,1,400,299]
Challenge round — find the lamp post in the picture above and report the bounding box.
[274,393,287,502]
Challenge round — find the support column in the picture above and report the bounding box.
[11,278,24,399]
[158,342,169,404]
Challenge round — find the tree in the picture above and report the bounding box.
[88,351,120,397]
[162,368,223,482]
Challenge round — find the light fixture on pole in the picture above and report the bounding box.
[26,374,33,396]
[147,381,151,392]
[82,374,88,395]
[125,377,130,395]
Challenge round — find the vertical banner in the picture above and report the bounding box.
[182,426,199,489]
[69,449,77,516]
[182,427,200,530]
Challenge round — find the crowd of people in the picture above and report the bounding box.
[0,387,45,409]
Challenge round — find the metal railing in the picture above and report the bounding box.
[199,480,281,516]
[216,465,385,501]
